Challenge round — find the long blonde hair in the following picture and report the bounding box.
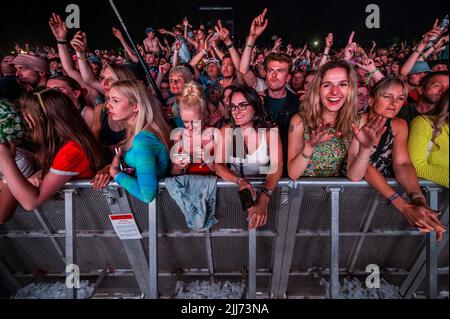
[300,60,358,137]
[109,80,171,151]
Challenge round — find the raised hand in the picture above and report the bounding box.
[112,27,123,40]
[274,37,282,49]
[70,31,88,54]
[344,31,357,61]
[355,57,377,73]
[49,13,68,41]
[352,116,387,149]
[173,39,181,51]
[159,63,171,75]
[435,34,449,49]
[249,8,268,39]
[325,33,333,48]
[209,36,219,49]
[215,20,231,44]
[308,122,342,148]
[422,26,444,44]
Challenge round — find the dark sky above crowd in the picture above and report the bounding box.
[0,0,448,53]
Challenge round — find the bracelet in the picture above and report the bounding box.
[414,48,422,55]
[419,53,427,60]
[300,147,312,160]
[76,53,87,62]
[408,192,425,201]
[387,193,401,205]
[261,187,273,198]
[323,53,329,56]
[225,42,234,49]
[365,68,379,86]
[57,39,68,45]
[246,42,255,49]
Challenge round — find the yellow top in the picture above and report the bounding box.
[408,116,449,188]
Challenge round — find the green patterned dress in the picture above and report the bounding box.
[302,126,350,177]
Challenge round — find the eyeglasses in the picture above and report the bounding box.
[228,102,251,112]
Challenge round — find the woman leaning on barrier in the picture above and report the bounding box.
[408,89,449,189]
[93,80,172,203]
[287,60,386,180]
[214,85,283,229]
[0,89,108,212]
[357,77,446,240]
[171,81,215,176]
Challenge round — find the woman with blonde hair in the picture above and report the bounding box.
[408,89,448,188]
[104,79,171,203]
[359,78,446,240]
[288,60,386,180]
[171,81,215,175]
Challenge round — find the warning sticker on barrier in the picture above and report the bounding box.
[109,213,142,240]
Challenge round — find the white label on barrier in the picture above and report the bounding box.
[109,213,142,240]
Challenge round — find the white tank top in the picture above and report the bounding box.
[230,132,270,177]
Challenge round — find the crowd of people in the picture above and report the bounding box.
[0,8,448,237]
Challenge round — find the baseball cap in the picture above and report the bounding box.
[409,61,432,75]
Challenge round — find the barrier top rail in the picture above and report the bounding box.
[63,178,440,189]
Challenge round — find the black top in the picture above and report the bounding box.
[263,89,300,177]
[100,108,126,146]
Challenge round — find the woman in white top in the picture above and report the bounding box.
[215,85,283,229]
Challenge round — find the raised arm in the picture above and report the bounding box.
[319,33,333,68]
[400,22,442,77]
[159,28,177,38]
[356,57,385,87]
[112,27,138,63]
[239,8,269,88]
[70,31,104,94]
[343,31,357,63]
[210,36,225,61]
[49,13,83,82]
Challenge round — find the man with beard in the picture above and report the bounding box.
[11,54,49,92]
[397,71,449,123]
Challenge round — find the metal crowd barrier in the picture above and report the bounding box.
[0,178,448,299]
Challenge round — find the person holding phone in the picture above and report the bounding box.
[215,85,283,229]
[171,82,215,176]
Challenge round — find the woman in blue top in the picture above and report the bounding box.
[106,80,171,203]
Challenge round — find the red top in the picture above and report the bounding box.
[50,141,94,179]
[187,163,214,175]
